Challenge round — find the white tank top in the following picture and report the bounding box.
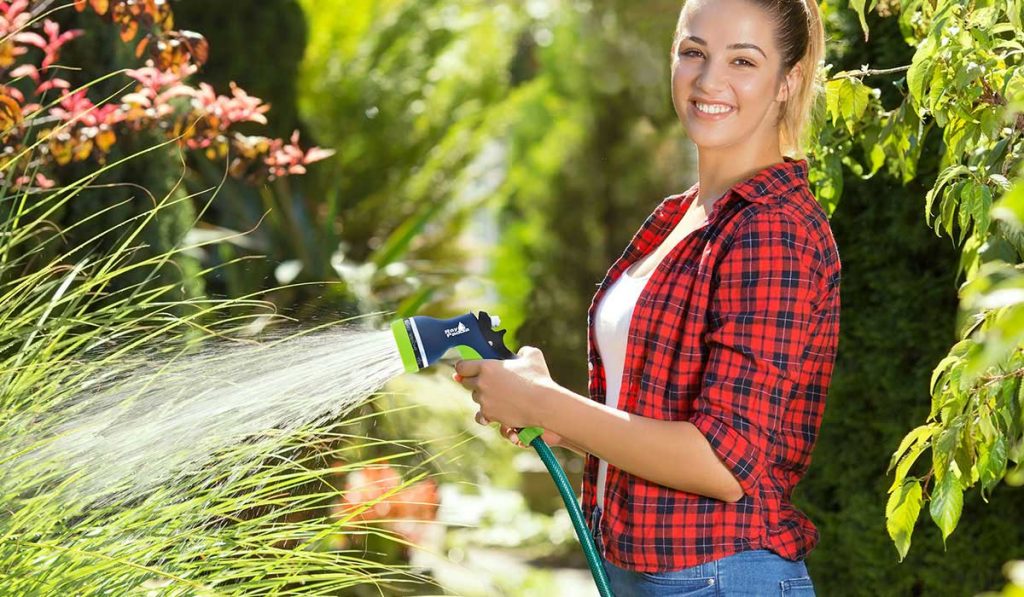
[593,261,653,509]
[591,192,718,510]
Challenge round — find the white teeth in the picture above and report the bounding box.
[695,102,732,114]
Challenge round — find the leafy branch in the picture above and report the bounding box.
[812,0,1024,567]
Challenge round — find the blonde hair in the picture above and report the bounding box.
[673,0,826,156]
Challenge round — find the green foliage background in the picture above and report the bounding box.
[12,0,1024,594]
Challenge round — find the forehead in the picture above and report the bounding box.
[678,0,778,51]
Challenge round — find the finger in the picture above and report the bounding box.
[506,427,525,448]
[516,346,535,358]
[458,375,479,391]
[470,389,482,404]
[454,360,483,377]
[474,411,489,426]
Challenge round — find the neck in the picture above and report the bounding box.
[695,142,785,205]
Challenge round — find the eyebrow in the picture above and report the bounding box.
[683,35,767,59]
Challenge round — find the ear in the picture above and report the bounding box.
[776,63,804,103]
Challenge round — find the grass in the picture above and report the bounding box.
[0,135,442,595]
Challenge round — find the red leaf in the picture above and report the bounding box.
[179,30,208,67]
[135,35,149,58]
[119,20,139,43]
[0,93,24,131]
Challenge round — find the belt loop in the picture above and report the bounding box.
[589,505,606,556]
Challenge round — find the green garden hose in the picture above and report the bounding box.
[520,429,613,597]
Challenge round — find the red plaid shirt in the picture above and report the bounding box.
[583,158,841,572]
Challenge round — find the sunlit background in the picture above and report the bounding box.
[4,0,1024,595]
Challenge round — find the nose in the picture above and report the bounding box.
[694,58,727,95]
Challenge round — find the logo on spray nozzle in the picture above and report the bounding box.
[444,322,471,338]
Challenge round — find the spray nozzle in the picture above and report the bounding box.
[390,311,515,373]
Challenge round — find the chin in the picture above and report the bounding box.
[683,129,742,151]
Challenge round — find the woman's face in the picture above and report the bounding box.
[671,0,796,153]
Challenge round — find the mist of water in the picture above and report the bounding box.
[7,326,407,507]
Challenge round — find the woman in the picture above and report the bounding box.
[454,0,838,594]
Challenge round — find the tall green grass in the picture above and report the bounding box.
[0,140,439,595]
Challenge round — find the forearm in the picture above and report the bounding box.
[554,437,587,456]
[536,384,745,502]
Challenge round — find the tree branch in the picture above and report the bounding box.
[829,65,912,81]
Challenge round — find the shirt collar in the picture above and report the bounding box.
[730,156,808,205]
[665,156,809,214]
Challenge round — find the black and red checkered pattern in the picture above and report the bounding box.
[583,157,841,572]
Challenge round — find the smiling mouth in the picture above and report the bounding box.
[691,101,735,115]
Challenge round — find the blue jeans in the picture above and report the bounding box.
[590,506,816,596]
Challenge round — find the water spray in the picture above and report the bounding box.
[390,311,613,597]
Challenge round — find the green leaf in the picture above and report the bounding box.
[953,423,976,485]
[370,200,446,268]
[849,0,870,41]
[956,231,981,283]
[825,79,843,126]
[930,352,963,398]
[968,6,999,29]
[868,140,886,175]
[889,424,935,475]
[988,173,1012,192]
[907,39,936,108]
[979,434,1009,494]
[993,182,1024,232]
[889,435,932,494]
[958,182,979,245]
[940,181,964,240]
[927,165,970,226]
[975,185,993,237]
[997,376,1024,440]
[933,420,962,481]
[838,78,872,133]
[929,468,964,545]
[886,479,923,561]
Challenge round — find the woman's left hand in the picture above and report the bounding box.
[453,346,555,429]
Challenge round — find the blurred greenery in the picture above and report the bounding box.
[11,0,1024,594]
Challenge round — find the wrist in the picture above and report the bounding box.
[534,381,571,432]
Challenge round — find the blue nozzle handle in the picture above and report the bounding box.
[406,311,514,369]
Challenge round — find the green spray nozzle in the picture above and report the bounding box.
[389,311,541,445]
[390,311,515,373]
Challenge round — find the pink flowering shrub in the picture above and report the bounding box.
[0,0,333,189]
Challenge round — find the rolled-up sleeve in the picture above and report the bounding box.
[689,208,821,498]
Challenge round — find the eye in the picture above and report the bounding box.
[678,48,704,59]
[734,57,756,67]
